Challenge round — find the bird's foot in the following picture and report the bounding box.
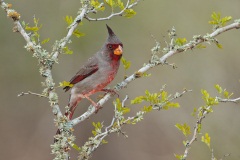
[101,89,119,97]
[84,95,102,114]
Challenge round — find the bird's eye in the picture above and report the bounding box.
[107,44,113,50]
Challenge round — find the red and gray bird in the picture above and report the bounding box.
[63,25,123,120]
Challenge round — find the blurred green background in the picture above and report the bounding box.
[1,0,240,159]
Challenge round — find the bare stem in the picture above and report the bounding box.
[17,91,47,98]
[182,106,210,159]
[217,97,240,103]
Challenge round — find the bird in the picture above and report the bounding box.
[63,24,123,120]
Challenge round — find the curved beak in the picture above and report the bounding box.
[114,45,123,56]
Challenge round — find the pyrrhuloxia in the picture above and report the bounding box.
[64,25,123,120]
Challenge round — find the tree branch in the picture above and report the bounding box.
[70,20,240,127]
[181,90,240,159]
[0,0,64,119]
[84,0,140,21]
[79,89,190,159]
[17,91,47,98]
[182,107,209,159]
[217,97,240,103]
[51,3,89,60]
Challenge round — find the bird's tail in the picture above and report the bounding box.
[54,98,81,143]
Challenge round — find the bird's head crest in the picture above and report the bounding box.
[106,24,122,45]
[106,24,115,36]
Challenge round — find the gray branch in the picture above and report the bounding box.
[217,97,240,103]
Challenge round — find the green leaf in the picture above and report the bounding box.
[123,9,136,18]
[33,17,39,26]
[196,44,206,49]
[63,46,73,55]
[116,0,124,9]
[130,0,136,3]
[21,21,26,27]
[197,123,202,133]
[224,90,233,99]
[215,84,222,93]
[131,96,144,104]
[174,154,184,160]
[101,139,108,144]
[115,98,130,114]
[64,15,73,26]
[175,123,191,137]
[92,122,103,136]
[25,17,42,32]
[142,72,151,77]
[104,0,114,7]
[161,91,167,101]
[59,81,73,88]
[175,38,187,46]
[209,12,221,25]
[25,26,40,32]
[201,133,211,148]
[73,29,85,38]
[216,43,223,49]
[41,38,50,44]
[142,106,153,113]
[163,102,180,110]
[201,89,218,106]
[209,12,232,27]
[91,0,105,11]
[191,107,197,117]
[71,143,81,151]
[221,16,232,26]
[92,122,102,129]
[121,56,131,70]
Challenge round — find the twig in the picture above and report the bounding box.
[152,89,192,110]
[182,106,210,159]
[17,91,47,98]
[84,0,140,21]
[217,97,240,103]
[219,153,231,160]
[211,149,215,160]
[122,95,129,107]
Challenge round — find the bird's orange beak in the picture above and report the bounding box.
[114,45,123,56]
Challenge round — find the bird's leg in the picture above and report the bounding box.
[84,95,102,113]
[101,89,119,97]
